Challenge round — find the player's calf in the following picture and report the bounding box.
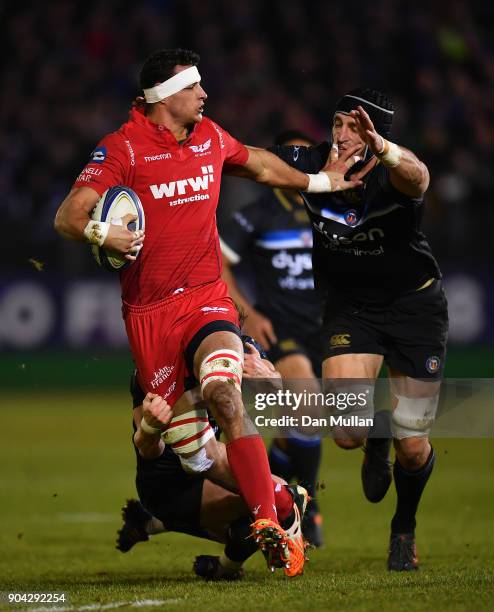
[394,436,431,471]
[198,340,284,532]
[199,347,246,439]
[203,381,245,437]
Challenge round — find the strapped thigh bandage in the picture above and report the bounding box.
[391,394,439,439]
[162,408,215,454]
[199,349,243,394]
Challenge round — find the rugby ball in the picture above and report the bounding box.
[91,186,145,271]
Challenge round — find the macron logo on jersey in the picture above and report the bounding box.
[150,166,214,204]
[144,152,172,163]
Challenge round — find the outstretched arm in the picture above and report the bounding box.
[227,146,368,193]
[350,105,429,197]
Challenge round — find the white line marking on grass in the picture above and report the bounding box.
[28,599,183,612]
[27,607,72,612]
[132,601,182,608]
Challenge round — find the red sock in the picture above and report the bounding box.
[272,480,293,522]
[226,435,278,522]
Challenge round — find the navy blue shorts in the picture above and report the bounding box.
[322,279,448,379]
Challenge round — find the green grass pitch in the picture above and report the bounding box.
[1,390,493,611]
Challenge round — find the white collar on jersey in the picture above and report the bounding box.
[143,66,201,103]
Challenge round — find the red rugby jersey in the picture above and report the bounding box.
[74,109,248,305]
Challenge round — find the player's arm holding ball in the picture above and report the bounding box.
[54,133,144,260]
[54,187,144,261]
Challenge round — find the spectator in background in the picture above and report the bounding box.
[3,1,493,276]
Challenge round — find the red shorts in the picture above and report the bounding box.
[122,279,240,406]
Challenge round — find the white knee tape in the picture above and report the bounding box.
[392,394,439,439]
[179,447,214,474]
[199,349,243,394]
[162,409,215,454]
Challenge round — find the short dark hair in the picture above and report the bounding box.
[274,130,316,146]
[139,48,200,89]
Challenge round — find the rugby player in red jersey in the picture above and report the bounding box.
[54,48,367,574]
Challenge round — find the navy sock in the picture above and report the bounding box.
[287,435,322,500]
[268,440,294,483]
[367,410,392,446]
[391,447,435,534]
[224,517,258,563]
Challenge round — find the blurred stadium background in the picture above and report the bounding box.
[1,1,494,607]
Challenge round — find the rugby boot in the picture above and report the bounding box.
[282,484,310,577]
[193,555,244,581]
[251,518,290,572]
[116,499,150,552]
[387,533,419,571]
[361,411,393,503]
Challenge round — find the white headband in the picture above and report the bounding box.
[143,66,201,103]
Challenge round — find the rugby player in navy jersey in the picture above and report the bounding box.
[219,131,325,547]
[269,89,448,570]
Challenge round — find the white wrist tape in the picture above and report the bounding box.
[306,172,332,193]
[84,220,110,246]
[377,139,403,168]
[143,66,201,103]
[140,417,162,435]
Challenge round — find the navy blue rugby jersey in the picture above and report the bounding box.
[218,188,324,328]
[269,143,441,302]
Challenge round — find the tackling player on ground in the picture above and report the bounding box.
[54,48,366,573]
[118,337,308,579]
[270,89,448,570]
